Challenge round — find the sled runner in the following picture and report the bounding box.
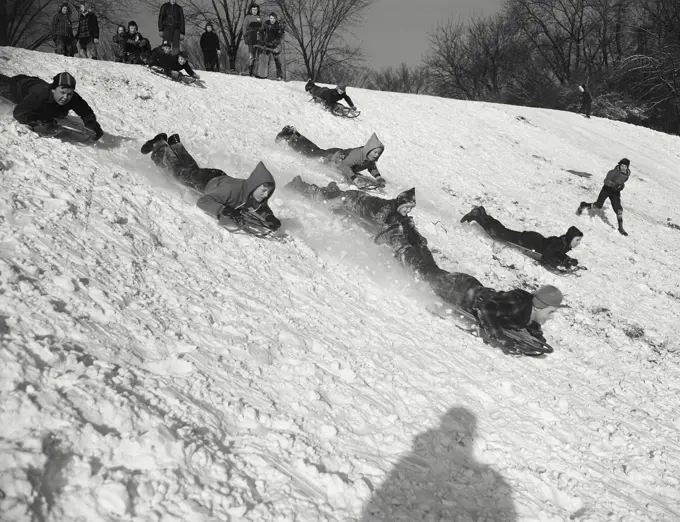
[493,241,587,276]
[310,96,360,118]
[149,67,207,88]
[220,208,288,241]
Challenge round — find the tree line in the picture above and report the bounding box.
[4,0,680,134]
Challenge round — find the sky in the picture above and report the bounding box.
[132,0,504,68]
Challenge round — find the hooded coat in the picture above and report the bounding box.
[243,4,263,46]
[331,133,384,180]
[197,162,277,226]
[7,75,102,136]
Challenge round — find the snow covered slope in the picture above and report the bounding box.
[1,47,680,521]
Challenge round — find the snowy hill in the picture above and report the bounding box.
[1,47,680,521]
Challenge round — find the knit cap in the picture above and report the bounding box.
[618,158,630,166]
[532,285,563,309]
[50,72,76,89]
[395,187,416,208]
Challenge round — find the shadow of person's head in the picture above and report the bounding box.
[361,406,516,521]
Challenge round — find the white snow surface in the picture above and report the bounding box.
[1,48,680,522]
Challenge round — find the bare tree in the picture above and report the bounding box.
[371,63,431,94]
[269,0,375,81]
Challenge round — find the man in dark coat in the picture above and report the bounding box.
[141,132,280,229]
[577,158,631,236]
[200,23,221,72]
[460,206,584,269]
[579,84,592,118]
[52,3,74,56]
[0,72,103,140]
[276,126,386,188]
[75,3,99,59]
[125,21,152,64]
[305,80,357,111]
[258,13,284,80]
[243,3,263,76]
[158,0,185,54]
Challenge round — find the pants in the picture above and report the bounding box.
[580,99,592,117]
[277,129,342,162]
[474,214,546,252]
[582,185,623,216]
[203,50,219,71]
[162,26,181,54]
[248,45,261,75]
[428,270,494,314]
[77,38,98,59]
[151,141,223,192]
[262,49,282,78]
[0,74,11,99]
[55,36,72,56]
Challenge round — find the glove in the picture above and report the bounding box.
[193,73,200,80]
[180,34,185,41]
[350,105,357,111]
[91,126,104,141]
[170,70,180,79]
[266,216,282,231]
[569,258,578,267]
[351,175,374,189]
[373,176,386,187]
[220,207,243,224]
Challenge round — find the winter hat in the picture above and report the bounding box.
[618,158,630,166]
[395,187,416,209]
[128,20,138,29]
[206,23,213,30]
[50,72,76,89]
[532,285,563,309]
[565,226,583,242]
[162,40,171,47]
[178,51,188,58]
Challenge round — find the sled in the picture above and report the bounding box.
[430,304,554,357]
[310,96,361,118]
[149,67,207,88]
[494,241,587,276]
[220,209,288,241]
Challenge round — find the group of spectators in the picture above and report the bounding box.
[51,1,284,79]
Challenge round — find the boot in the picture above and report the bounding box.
[168,133,180,146]
[617,216,628,236]
[576,201,588,216]
[321,181,341,199]
[141,133,168,154]
[275,125,296,143]
[460,205,486,224]
[285,175,305,191]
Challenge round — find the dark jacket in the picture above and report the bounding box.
[581,87,592,104]
[76,11,99,40]
[515,226,582,268]
[126,31,150,52]
[7,75,102,136]
[476,288,542,338]
[603,166,630,190]
[330,133,383,180]
[310,84,355,108]
[200,29,220,52]
[52,9,73,38]
[158,2,185,34]
[197,161,277,227]
[258,19,283,47]
[243,5,263,46]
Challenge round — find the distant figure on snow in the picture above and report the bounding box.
[149,51,200,81]
[158,0,185,54]
[141,133,280,230]
[52,3,74,56]
[579,84,592,118]
[75,3,99,59]
[0,72,104,141]
[243,3,263,76]
[305,80,356,112]
[275,125,385,189]
[125,21,151,64]
[200,23,221,72]
[460,206,584,269]
[258,12,284,80]
[576,158,631,236]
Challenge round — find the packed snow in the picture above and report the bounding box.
[1,47,680,521]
